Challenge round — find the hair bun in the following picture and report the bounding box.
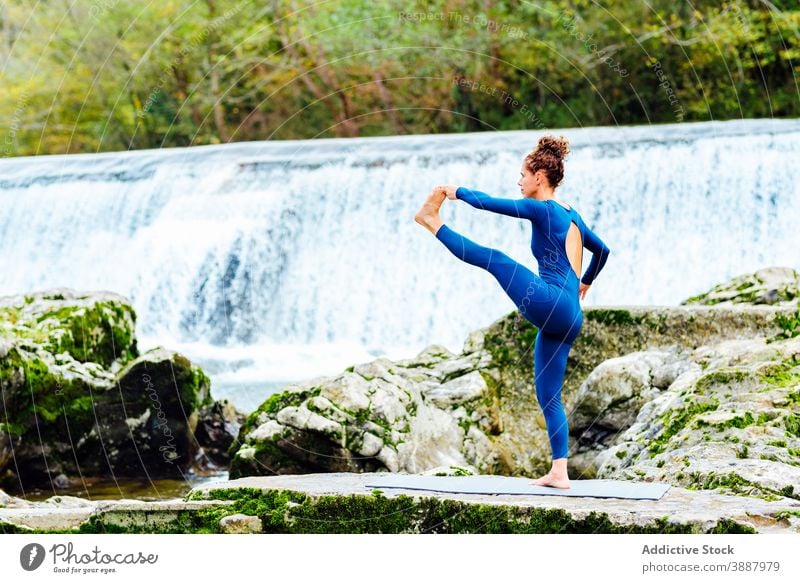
[536,135,570,160]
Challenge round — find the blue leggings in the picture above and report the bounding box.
[435,224,583,460]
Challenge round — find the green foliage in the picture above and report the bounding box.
[2,0,798,155]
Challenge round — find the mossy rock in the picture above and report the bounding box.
[682,266,800,308]
[0,288,138,368]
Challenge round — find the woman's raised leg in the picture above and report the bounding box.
[434,223,552,325]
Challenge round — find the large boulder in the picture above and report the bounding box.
[0,288,138,369]
[0,288,237,490]
[682,266,800,307]
[587,335,800,501]
[228,344,495,478]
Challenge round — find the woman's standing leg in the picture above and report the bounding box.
[530,329,574,488]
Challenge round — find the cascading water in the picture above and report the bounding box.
[2,118,799,411]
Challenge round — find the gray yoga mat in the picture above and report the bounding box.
[364,474,670,500]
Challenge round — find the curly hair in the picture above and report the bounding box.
[525,134,570,188]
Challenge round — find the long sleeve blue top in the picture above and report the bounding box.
[455,186,611,287]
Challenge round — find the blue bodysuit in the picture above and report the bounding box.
[435,186,611,460]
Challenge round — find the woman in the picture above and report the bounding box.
[414,135,611,489]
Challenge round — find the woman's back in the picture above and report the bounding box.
[531,199,588,287]
[452,187,611,289]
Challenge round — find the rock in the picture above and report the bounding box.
[185,473,800,534]
[590,335,800,502]
[682,266,800,307]
[194,399,246,469]
[0,496,236,532]
[40,495,96,509]
[227,345,491,478]
[0,288,222,490]
[3,472,797,533]
[53,474,71,489]
[462,328,486,354]
[570,348,697,443]
[0,287,138,369]
[422,464,477,476]
[73,347,213,478]
[0,488,30,509]
[218,513,263,534]
[422,370,488,408]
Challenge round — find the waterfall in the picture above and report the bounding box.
[2,118,799,411]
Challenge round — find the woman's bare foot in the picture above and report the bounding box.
[529,458,571,488]
[530,472,571,489]
[414,188,446,235]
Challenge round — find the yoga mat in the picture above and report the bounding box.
[364,474,670,500]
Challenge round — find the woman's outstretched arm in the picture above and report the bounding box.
[449,185,545,223]
[580,222,611,286]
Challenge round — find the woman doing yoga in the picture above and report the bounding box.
[414,135,611,489]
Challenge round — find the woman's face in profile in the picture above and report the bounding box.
[518,164,539,198]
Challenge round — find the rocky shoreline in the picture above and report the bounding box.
[2,471,799,533]
[1,267,799,533]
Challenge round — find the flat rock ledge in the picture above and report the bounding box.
[5,472,799,533]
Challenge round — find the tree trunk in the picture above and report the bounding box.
[373,69,406,134]
[207,0,231,142]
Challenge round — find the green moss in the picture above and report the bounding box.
[770,308,800,343]
[482,315,538,368]
[583,308,644,327]
[773,509,800,520]
[0,520,31,534]
[173,487,720,534]
[785,414,800,438]
[689,470,795,502]
[231,385,323,456]
[173,354,212,411]
[38,302,138,367]
[681,292,707,304]
[696,411,755,431]
[706,519,757,534]
[1,298,138,367]
[0,347,101,441]
[695,369,750,392]
[649,399,719,456]
[758,357,800,388]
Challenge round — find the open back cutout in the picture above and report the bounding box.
[549,200,584,281]
[565,220,583,280]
